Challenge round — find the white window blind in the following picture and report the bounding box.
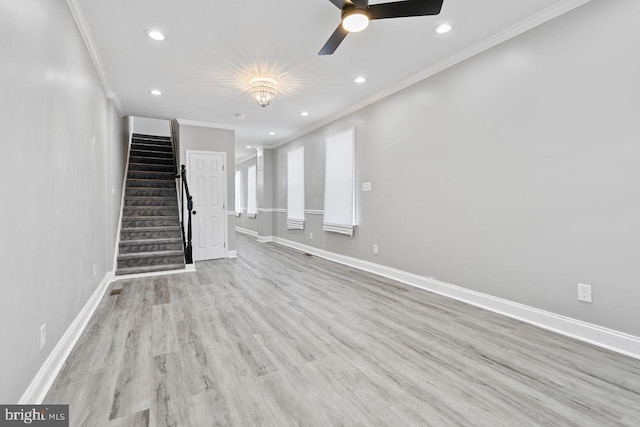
[323,128,356,236]
[287,147,305,230]
[247,165,257,218]
[235,170,242,215]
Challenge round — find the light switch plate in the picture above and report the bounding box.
[362,182,372,192]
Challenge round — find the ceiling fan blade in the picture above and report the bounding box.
[352,0,369,8]
[369,0,444,20]
[327,0,346,9]
[319,24,349,55]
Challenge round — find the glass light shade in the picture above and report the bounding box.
[249,77,278,108]
[342,10,369,32]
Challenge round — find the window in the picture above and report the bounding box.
[287,147,305,230]
[235,170,242,216]
[247,165,257,218]
[323,128,355,236]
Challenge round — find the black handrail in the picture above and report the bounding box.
[179,164,194,264]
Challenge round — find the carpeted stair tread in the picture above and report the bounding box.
[129,155,175,165]
[127,170,176,180]
[115,263,185,276]
[119,237,182,245]
[121,225,181,233]
[130,148,173,157]
[118,249,184,260]
[131,143,173,152]
[126,178,175,188]
[124,196,177,207]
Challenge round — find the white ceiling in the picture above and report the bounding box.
[77,0,585,161]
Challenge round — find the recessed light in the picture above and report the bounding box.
[246,145,252,149]
[300,111,309,117]
[269,132,276,136]
[435,23,452,34]
[147,30,165,41]
[149,89,162,96]
[354,76,366,83]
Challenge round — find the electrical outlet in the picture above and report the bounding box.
[92,264,97,279]
[40,324,46,351]
[373,244,379,255]
[362,182,372,192]
[578,283,592,303]
[309,232,313,240]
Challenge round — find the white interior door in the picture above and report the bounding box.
[188,151,227,261]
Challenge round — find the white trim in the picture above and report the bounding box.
[257,208,281,213]
[271,237,640,361]
[235,226,258,237]
[114,265,195,281]
[176,119,236,130]
[186,150,229,260]
[65,0,122,116]
[227,250,238,259]
[267,0,591,150]
[112,132,132,273]
[227,211,237,216]
[257,235,275,243]
[19,271,115,404]
[271,208,323,215]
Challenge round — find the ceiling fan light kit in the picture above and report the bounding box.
[320,0,445,55]
[342,8,370,32]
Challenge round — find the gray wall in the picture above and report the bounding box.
[272,0,640,336]
[178,124,236,251]
[133,117,170,137]
[235,156,258,233]
[0,0,127,402]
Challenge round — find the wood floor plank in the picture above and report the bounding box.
[44,232,640,426]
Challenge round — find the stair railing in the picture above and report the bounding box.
[179,164,195,264]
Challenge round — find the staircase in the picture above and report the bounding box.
[116,133,185,275]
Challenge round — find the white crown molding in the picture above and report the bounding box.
[271,236,640,360]
[19,271,115,404]
[268,0,592,150]
[65,0,122,116]
[176,119,236,131]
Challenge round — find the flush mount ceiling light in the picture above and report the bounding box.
[342,8,370,32]
[435,23,452,34]
[147,30,165,41]
[249,77,278,107]
[354,76,366,83]
[149,89,162,96]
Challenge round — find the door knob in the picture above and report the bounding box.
[192,211,197,215]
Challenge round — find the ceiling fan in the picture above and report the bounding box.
[319,0,445,55]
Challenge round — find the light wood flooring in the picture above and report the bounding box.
[45,232,640,426]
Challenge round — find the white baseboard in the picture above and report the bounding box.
[235,227,258,237]
[227,250,238,258]
[273,237,640,360]
[19,271,116,404]
[257,235,275,243]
